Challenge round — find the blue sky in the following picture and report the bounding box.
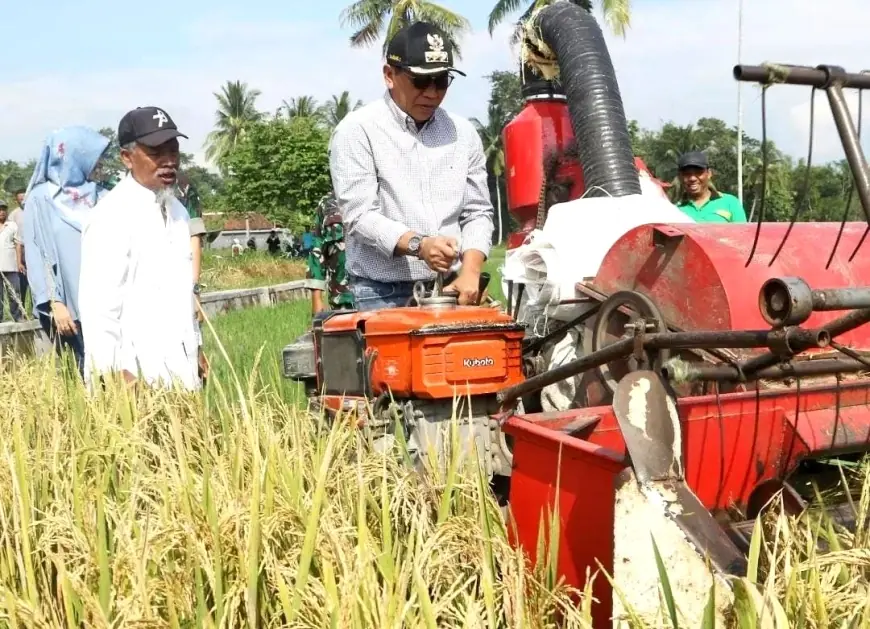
[1,0,868,166]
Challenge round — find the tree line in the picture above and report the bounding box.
[3,0,861,231]
[2,72,861,234]
[474,70,864,233]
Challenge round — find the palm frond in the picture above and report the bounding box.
[204,79,263,169]
[600,0,631,37]
[487,0,526,34]
[342,0,390,47]
[340,0,389,28]
[416,3,471,58]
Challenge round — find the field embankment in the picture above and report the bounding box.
[200,250,308,292]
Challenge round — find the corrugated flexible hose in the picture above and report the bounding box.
[536,2,641,197]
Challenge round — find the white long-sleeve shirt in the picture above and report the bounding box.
[79,175,200,391]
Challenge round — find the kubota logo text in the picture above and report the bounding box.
[463,357,495,368]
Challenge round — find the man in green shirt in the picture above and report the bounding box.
[675,152,747,223]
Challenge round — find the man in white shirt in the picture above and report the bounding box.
[8,189,28,308]
[329,21,494,310]
[0,201,24,321]
[79,106,204,390]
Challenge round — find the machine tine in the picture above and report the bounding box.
[827,86,862,268]
[745,86,769,267]
[770,87,816,266]
[611,370,683,485]
[613,372,748,577]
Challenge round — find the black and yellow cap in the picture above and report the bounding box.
[386,22,466,77]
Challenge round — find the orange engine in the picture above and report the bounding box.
[314,306,525,399]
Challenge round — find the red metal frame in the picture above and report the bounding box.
[504,381,870,626]
[505,417,625,628]
[594,223,870,352]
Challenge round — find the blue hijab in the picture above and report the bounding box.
[26,126,110,229]
[22,126,110,321]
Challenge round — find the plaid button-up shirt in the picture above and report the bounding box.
[329,92,494,283]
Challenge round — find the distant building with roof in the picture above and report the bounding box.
[204,212,291,250]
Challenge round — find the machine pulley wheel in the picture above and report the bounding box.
[590,291,670,394]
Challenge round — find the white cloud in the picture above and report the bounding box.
[602,0,870,163]
[788,90,866,163]
[1,0,868,167]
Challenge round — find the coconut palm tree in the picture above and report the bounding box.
[472,105,507,244]
[488,0,632,39]
[204,80,263,173]
[340,0,471,58]
[321,91,365,129]
[280,96,323,122]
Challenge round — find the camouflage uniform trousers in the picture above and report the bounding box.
[308,222,354,310]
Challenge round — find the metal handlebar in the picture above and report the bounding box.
[734,64,870,90]
[733,63,870,224]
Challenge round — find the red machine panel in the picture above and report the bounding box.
[592,222,870,351]
[504,381,870,627]
[503,99,583,249]
[503,99,671,251]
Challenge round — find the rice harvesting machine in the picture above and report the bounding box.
[283,1,870,624]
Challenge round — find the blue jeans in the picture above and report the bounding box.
[349,275,418,311]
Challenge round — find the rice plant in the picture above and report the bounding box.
[0,351,593,628]
[3,294,870,627]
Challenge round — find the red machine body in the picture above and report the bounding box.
[503,98,668,250]
[503,221,870,627]
[592,222,870,352]
[503,99,584,249]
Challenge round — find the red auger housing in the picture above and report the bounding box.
[503,63,667,249]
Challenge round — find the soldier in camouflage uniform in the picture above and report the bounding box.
[308,192,354,312]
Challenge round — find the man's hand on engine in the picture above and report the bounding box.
[420,236,458,273]
[445,267,481,306]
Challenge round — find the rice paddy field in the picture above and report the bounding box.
[1,251,307,323]
[199,250,308,292]
[2,244,870,627]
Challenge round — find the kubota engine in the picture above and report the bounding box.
[284,295,524,477]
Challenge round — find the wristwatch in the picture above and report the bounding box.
[407,235,424,258]
[193,283,202,296]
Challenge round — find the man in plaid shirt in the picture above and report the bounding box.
[329,21,494,311]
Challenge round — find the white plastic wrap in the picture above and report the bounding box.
[502,193,695,322]
[539,326,585,412]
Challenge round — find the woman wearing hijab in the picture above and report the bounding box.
[21,126,110,375]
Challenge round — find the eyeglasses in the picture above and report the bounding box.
[405,71,454,91]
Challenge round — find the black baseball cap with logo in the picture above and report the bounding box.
[118,106,188,147]
[386,22,466,77]
[677,151,710,171]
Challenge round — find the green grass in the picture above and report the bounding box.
[203,299,312,404]
[5,261,870,626]
[0,342,591,627]
[484,244,506,304]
